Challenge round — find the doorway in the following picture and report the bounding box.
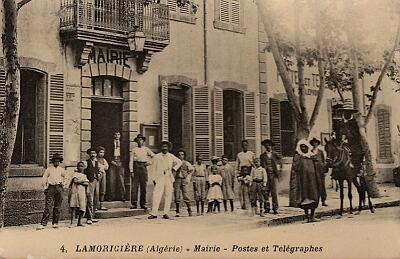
[167,86,192,159]
[91,101,122,161]
[223,90,243,160]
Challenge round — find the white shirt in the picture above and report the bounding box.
[42,166,66,189]
[114,140,121,157]
[150,152,182,183]
[236,151,255,171]
[129,146,155,172]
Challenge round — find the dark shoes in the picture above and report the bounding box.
[141,206,148,210]
[148,215,157,219]
[163,214,170,219]
[322,202,328,207]
[92,219,98,223]
[130,205,138,209]
[273,210,278,214]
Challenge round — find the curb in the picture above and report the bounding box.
[260,200,400,227]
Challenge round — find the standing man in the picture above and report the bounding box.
[174,150,194,217]
[235,140,255,210]
[97,146,109,211]
[129,134,154,210]
[310,138,328,206]
[37,153,65,230]
[84,148,100,224]
[148,141,182,219]
[108,131,126,201]
[260,139,282,214]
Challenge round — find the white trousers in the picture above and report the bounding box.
[150,175,174,216]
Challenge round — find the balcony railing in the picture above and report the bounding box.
[60,0,169,42]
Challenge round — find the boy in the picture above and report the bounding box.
[97,146,109,211]
[37,153,65,230]
[235,140,255,210]
[193,154,208,215]
[174,150,194,217]
[85,147,100,224]
[249,158,268,217]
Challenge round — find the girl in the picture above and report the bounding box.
[293,139,321,223]
[206,165,224,213]
[220,155,235,212]
[69,161,89,227]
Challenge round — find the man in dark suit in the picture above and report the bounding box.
[85,147,100,224]
[260,139,282,214]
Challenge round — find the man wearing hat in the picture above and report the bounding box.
[310,137,328,206]
[129,133,155,210]
[84,147,101,224]
[260,139,282,214]
[37,153,66,230]
[235,140,255,210]
[148,140,182,219]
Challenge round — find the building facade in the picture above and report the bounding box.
[0,0,266,225]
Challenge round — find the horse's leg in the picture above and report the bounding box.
[347,179,353,214]
[339,180,344,216]
[361,176,375,213]
[352,177,363,214]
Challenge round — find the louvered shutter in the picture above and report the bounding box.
[220,0,230,23]
[231,0,240,25]
[377,109,392,159]
[270,98,281,155]
[193,86,211,162]
[48,74,65,163]
[0,69,5,119]
[160,80,169,141]
[244,92,256,152]
[168,0,177,12]
[183,88,193,161]
[213,87,224,157]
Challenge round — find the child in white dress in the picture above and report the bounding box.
[206,165,224,213]
[68,161,89,227]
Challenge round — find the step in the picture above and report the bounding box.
[101,201,132,209]
[95,208,147,219]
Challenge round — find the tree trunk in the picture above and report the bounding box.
[349,48,380,198]
[0,0,20,228]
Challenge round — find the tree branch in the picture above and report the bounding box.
[365,17,400,125]
[256,0,302,118]
[17,0,32,12]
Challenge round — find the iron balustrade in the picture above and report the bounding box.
[60,0,170,42]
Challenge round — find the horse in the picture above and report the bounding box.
[324,138,374,216]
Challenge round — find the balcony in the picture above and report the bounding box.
[60,0,170,70]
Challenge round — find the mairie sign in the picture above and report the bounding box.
[89,47,132,68]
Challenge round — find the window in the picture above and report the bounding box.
[92,77,123,98]
[223,90,244,159]
[270,98,296,157]
[11,70,46,165]
[168,0,196,24]
[375,106,393,162]
[214,0,245,33]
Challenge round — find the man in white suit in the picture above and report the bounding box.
[148,141,182,219]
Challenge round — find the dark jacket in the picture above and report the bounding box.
[85,159,100,182]
[260,151,282,177]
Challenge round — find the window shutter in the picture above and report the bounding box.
[48,74,64,163]
[244,92,256,152]
[231,0,240,25]
[270,98,281,155]
[160,80,169,141]
[213,87,224,157]
[0,69,5,119]
[193,86,211,162]
[168,0,177,12]
[220,0,230,23]
[377,109,392,159]
[183,88,193,161]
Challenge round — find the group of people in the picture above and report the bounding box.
[37,131,329,229]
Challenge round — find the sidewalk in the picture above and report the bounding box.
[257,183,400,226]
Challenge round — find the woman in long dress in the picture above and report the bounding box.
[293,139,321,223]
